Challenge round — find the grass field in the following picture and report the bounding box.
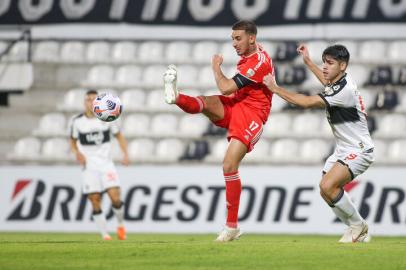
[0,233,405,270]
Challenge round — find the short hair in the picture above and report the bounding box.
[232,20,257,35]
[322,45,350,64]
[86,89,98,96]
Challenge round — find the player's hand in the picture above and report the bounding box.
[211,54,223,67]
[297,44,310,63]
[75,152,86,166]
[121,153,130,166]
[263,73,278,91]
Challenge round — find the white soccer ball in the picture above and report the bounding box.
[92,93,122,122]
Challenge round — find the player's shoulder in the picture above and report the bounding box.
[322,74,351,97]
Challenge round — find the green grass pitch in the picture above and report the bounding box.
[0,233,405,270]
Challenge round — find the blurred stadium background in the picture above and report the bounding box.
[0,1,405,236]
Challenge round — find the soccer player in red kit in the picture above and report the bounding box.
[163,20,274,242]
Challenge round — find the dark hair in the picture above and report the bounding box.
[86,89,98,95]
[322,45,350,64]
[232,20,257,35]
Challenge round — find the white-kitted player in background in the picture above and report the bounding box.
[69,89,129,240]
[264,44,374,243]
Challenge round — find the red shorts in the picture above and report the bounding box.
[212,95,264,153]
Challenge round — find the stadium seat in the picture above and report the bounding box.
[219,41,239,64]
[262,113,292,138]
[395,92,406,112]
[9,137,41,160]
[386,140,406,163]
[58,88,87,111]
[299,139,331,163]
[83,65,114,87]
[292,113,322,137]
[302,69,323,90]
[193,41,218,64]
[181,140,210,160]
[367,66,394,86]
[198,65,216,88]
[275,41,298,62]
[115,65,142,87]
[388,41,406,63]
[60,41,86,63]
[204,123,227,137]
[86,41,110,63]
[122,113,150,137]
[155,138,185,162]
[370,89,399,111]
[128,138,155,162]
[358,41,386,64]
[178,114,209,137]
[0,41,7,56]
[120,89,146,112]
[244,139,271,163]
[150,114,178,137]
[281,65,307,85]
[269,138,299,162]
[205,139,229,163]
[146,89,177,112]
[33,41,60,62]
[137,41,164,63]
[270,94,288,112]
[346,65,370,86]
[374,114,406,137]
[142,65,167,87]
[359,88,376,110]
[372,139,387,164]
[177,65,198,88]
[166,41,192,63]
[302,41,329,64]
[396,66,406,85]
[33,112,67,137]
[41,138,71,161]
[259,41,278,58]
[6,41,29,62]
[111,41,137,63]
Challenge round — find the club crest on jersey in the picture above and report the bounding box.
[246,68,255,78]
[324,86,334,95]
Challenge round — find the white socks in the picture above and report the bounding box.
[331,207,350,226]
[113,205,125,227]
[92,212,109,237]
[334,191,364,225]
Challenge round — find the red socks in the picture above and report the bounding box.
[176,94,205,114]
[224,171,242,228]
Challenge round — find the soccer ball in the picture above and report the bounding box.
[92,93,122,122]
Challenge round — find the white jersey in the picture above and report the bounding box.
[69,113,120,170]
[318,74,374,154]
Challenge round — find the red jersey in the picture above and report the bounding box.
[230,48,274,123]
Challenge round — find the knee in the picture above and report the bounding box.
[222,160,238,174]
[319,179,332,196]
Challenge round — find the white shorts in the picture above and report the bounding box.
[82,162,120,194]
[323,148,374,179]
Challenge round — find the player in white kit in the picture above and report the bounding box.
[263,44,374,243]
[69,90,129,240]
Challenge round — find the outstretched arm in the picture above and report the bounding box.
[263,73,325,109]
[297,44,328,86]
[211,54,239,95]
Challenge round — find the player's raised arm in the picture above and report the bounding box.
[211,54,239,95]
[297,44,328,86]
[263,73,325,109]
[115,132,129,166]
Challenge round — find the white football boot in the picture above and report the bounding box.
[339,222,370,243]
[215,226,242,242]
[163,64,178,104]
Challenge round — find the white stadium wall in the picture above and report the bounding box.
[0,165,405,236]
